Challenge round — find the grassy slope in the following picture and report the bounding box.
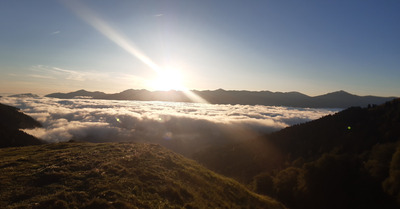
[0,142,285,209]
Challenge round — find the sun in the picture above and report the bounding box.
[150,68,186,91]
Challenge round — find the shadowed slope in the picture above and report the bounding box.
[0,142,285,209]
[0,103,44,148]
[0,103,41,129]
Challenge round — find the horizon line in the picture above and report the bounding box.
[1,88,398,98]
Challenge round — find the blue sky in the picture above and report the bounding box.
[0,0,399,96]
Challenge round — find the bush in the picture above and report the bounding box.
[383,145,400,204]
[273,167,303,207]
[252,172,274,195]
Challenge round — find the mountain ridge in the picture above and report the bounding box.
[45,89,397,108]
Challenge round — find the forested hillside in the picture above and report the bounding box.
[195,99,400,209]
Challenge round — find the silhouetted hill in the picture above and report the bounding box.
[0,142,285,209]
[0,103,45,148]
[311,90,397,108]
[46,89,107,99]
[103,89,152,100]
[193,89,313,107]
[45,89,396,108]
[269,98,400,159]
[9,93,39,98]
[0,103,42,129]
[103,89,193,102]
[194,99,400,209]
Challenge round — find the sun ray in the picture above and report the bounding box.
[61,0,208,103]
[61,0,162,74]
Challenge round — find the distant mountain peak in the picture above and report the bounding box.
[334,90,351,94]
[323,90,351,95]
[121,89,148,92]
[315,90,357,99]
[74,89,89,93]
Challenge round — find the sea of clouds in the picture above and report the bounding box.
[0,97,339,154]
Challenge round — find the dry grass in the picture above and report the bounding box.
[0,142,285,209]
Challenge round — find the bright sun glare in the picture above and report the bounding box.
[65,1,207,102]
[150,68,185,91]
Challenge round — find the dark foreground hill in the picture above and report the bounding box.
[195,99,400,209]
[0,142,285,209]
[0,103,45,148]
[268,98,400,159]
[45,89,396,108]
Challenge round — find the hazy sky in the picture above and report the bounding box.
[0,0,399,96]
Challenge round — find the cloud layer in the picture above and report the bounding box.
[0,97,338,154]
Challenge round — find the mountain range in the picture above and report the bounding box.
[45,89,397,108]
[9,93,40,98]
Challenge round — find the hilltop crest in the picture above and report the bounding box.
[0,142,285,209]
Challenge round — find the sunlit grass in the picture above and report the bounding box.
[0,142,285,209]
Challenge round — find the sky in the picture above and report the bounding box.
[0,0,399,96]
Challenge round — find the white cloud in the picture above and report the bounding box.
[51,67,87,81]
[0,97,339,155]
[50,31,60,35]
[29,65,146,86]
[28,74,56,79]
[30,65,107,81]
[4,65,149,94]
